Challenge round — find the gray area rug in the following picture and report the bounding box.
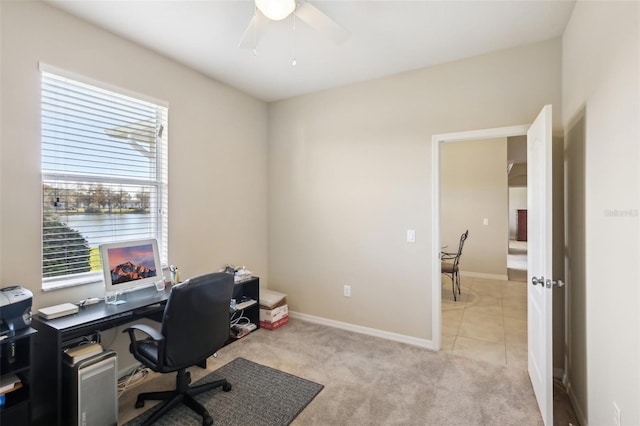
[124,357,324,426]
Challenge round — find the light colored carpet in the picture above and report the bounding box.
[119,319,542,425]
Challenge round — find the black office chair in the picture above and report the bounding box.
[123,272,234,426]
[441,230,469,301]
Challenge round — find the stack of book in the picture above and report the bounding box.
[63,342,103,364]
[0,374,22,396]
[233,269,253,283]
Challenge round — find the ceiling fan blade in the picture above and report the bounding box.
[238,11,270,49]
[295,2,350,44]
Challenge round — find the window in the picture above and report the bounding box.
[41,65,168,290]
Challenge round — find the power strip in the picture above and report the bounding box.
[230,323,257,339]
[233,299,257,311]
[238,323,257,332]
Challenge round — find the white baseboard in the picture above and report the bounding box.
[461,271,509,281]
[565,379,588,426]
[289,311,437,350]
[554,369,588,426]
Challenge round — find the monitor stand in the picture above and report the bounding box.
[105,291,124,305]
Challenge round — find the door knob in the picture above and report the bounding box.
[531,276,544,286]
[544,278,565,289]
[531,276,565,288]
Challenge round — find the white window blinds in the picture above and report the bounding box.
[41,68,168,289]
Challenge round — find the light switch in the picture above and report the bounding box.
[407,229,416,243]
[483,218,489,226]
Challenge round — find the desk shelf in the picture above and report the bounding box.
[228,277,260,342]
[0,327,37,425]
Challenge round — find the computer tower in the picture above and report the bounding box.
[63,350,117,426]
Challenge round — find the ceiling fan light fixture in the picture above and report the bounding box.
[255,0,295,21]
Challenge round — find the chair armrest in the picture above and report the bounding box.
[124,323,164,341]
[123,324,166,368]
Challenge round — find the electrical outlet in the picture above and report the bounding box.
[613,401,621,426]
[343,285,351,297]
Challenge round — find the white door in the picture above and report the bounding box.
[527,104,553,426]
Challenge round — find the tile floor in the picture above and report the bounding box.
[441,275,528,370]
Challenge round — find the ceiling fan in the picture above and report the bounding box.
[239,0,350,50]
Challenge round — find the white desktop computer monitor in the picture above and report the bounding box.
[99,238,163,301]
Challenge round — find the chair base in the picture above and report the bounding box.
[136,368,231,426]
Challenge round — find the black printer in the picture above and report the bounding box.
[0,285,33,337]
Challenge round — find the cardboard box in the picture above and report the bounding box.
[260,315,288,330]
[259,289,287,309]
[259,303,288,330]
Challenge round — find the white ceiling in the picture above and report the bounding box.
[45,0,576,102]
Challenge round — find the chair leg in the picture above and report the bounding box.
[136,389,177,406]
[135,371,231,426]
[450,273,456,301]
[442,272,457,301]
[451,275,458,302]
[183,394,213,426]
[190,378,231,396]
[141,393,184,426]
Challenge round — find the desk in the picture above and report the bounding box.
[31,285,171,426]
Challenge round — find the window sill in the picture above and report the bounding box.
[42,272,103,292]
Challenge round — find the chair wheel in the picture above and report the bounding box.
[135,399,145,409]
[203,415,213,426]
[223,382,232,392]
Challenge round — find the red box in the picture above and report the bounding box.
[259,315,289,330]
[259,303,288,330]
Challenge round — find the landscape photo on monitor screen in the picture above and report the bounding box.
[108,243,157,284]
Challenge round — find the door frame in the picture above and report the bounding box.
[431,124,530,350]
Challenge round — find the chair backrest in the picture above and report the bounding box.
[160,272,233,368]
[456,230,469,256]
[453,230,469,267]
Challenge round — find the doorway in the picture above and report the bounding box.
[507,135,529,283]
[437,133,528,369]
[432,125,529,353]
[508,189,528,283]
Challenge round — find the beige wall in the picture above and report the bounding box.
[268,39,562,340]
[0,1,268,370]
[507,135,527,187]
[441,138,508,277]
[507,135,527,164]
[564,111,587,422]
[562,1,640,424]
[551,135,566,380]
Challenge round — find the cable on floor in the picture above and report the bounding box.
[117,364,151,398]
